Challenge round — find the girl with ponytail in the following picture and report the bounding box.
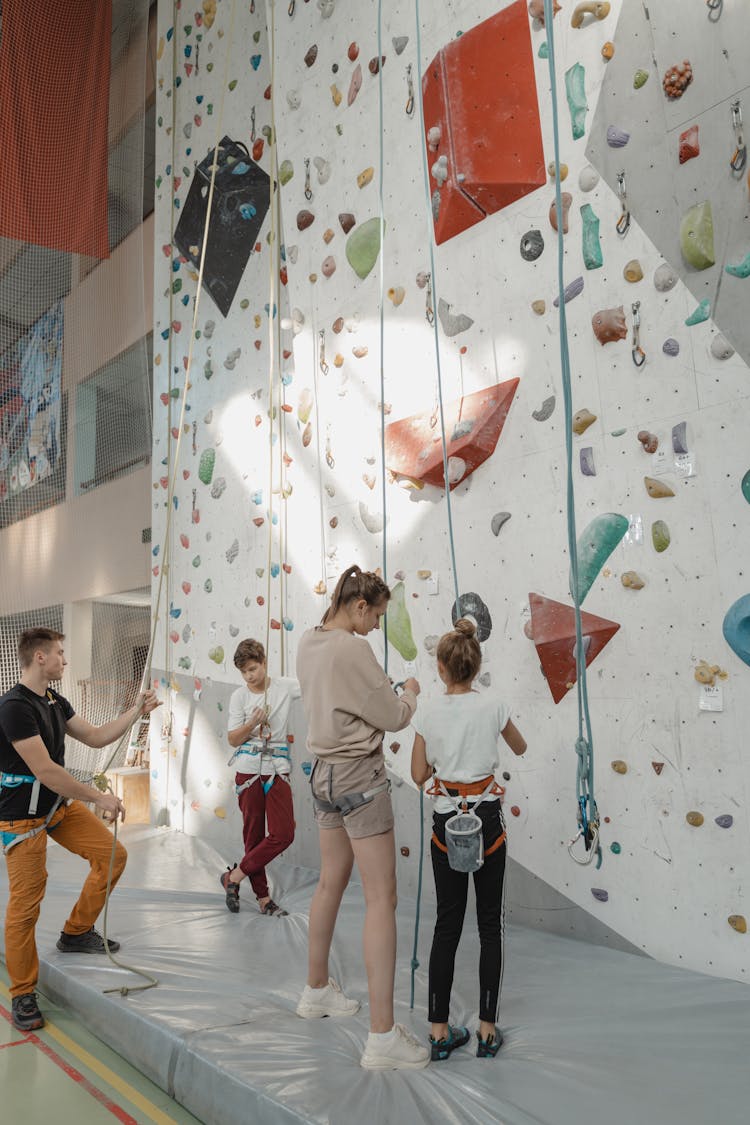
[295,566,430,1070]
[411,618,527,1062]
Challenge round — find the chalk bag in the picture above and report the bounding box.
[444,810,484,873]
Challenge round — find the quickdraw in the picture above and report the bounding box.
[304,157,313,201]
[730,100,746,174]
[631,300,646,367]
[616,170,630,235]
[405,64,415,117]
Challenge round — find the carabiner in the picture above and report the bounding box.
[567,821,601,866]
[425,274,434,325]
[730,100,746,173]
[288,0,295,16]
[631,300,646,367]
[318,329,329,375]
[304,157,313,201]
[706,0,722,13]
[405,64,415,118]
[616,170,630,235]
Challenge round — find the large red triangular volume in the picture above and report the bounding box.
[528,592,620,705]
[384,378,519,491]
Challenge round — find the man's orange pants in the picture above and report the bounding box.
[0,800,127,997]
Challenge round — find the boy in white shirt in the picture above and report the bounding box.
[220,638,300,916]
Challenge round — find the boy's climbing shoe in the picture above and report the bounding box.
[260,898,288,916]
[476,1028,504,1057]
[429,1025,470,1061]
[296,977,360,1019]
[220,867,241,913]
[56,926,120,954]
[11,992,45,1032]
[360,1023,431,1070]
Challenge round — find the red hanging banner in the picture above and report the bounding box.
[0,0,112,258]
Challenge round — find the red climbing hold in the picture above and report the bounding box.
[528,592,620,705]
[384,379,519,491]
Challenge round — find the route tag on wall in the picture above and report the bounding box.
[698,684,723,712]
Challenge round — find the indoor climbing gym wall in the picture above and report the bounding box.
[152,0,749,984]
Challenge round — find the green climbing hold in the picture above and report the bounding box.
[538,41,549,59]
[198,449,215,484]
[610,842,621,854]
[279,159,294,186]
[725,252,750,279]
[192,555,201,567]
[208,645,223,663]
[580,203,603,270]
[204,579,213,593]
[611,428,626,437]
[685,298,710,326]
[228,79,238,91]
[385,581,417,661]
[742,470,750,504]
[565,63,588,141]
[345,217,385,280]
[571,513,629,604]
[652,519,671,553]
[633,69,649,89]
[178,657,191,670]
[679,201,715,270]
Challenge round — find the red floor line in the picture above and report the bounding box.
[0,1037,32,1049]
[0,1002,138,1125]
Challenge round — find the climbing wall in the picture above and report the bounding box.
[152,0,749,982]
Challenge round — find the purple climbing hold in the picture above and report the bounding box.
[663,338,680,357]
[591,888,609,903]
[715,814,733,829]
[606,125,630,148]
[580,447,596,476]
[553,276,584,306]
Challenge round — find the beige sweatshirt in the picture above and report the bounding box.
[296,626,417,762]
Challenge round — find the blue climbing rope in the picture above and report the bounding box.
[376,0,389,670]
[543,0,599,860]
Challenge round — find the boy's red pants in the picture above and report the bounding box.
[235,774,295,900]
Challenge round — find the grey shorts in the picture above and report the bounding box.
[311,753,394,839]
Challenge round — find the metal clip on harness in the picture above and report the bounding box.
[405,64,415,117]
[567,796,602,867]
[631,300,645,367]
[616,171,630,235]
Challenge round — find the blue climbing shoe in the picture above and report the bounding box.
[476,1028,503,1057]
[429,1025,470,1061]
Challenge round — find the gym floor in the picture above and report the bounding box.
[0,968,201,1125]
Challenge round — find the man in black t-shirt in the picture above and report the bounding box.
[0,626,159,1032]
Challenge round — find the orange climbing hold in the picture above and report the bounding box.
[422,1,544,244]
[528,592,620,704]
[384,379,519,491]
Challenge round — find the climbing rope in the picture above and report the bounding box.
[85,0,241,994]
[406,0,468,1009]
[543,0,600,867]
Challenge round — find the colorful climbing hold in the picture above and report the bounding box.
[452,592,492,642]
[580,204,603,270]
[652,520,671,553]
[679,124,700,164]
[686,811,704,827]
[680,201,715,270]
[728,915,747,934]
[621,571,645,590]
[572,513,629,603]
[345,217,384,280]
[663,60,693,99]
[685,299,710,325]
[722,594,750,666]
[644,477,675,499]
[564,63,587,140]
[591,888,609,902]
[572,408,596,435]
[592,306,627,345]
[198,449,215,485]
[725,251,750,279]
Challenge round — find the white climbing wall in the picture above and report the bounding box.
[152,0,749,983]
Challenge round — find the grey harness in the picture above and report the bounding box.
[309,758,390,816]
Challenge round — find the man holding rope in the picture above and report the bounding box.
[0,627,160,1031]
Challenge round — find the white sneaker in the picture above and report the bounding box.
[296,977,360,1019]
[360,1023,431,1070]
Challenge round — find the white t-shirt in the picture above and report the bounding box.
[413,692,510,813]
[227,676,300,775]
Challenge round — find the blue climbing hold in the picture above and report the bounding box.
[722,594,750,666]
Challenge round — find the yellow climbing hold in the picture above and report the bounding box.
[532,300,546,315]
[621,571,645,589]
[686,811,704,827]
[330,84,342,106]
[357,166,374,189]
[611,760,627,774]
[573,408,596,435]
[644,477,675,498]
[214,806,226,819]
[728,915,747,934]
[623,259,644,282]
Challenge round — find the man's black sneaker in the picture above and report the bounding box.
[220,867,241,913]
[11,992,45,1032]
[56,926,120,954]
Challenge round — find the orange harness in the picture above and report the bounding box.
[427,775,507,858]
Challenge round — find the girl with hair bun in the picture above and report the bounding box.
[411,618,527,1061]
[295,565,430,1070]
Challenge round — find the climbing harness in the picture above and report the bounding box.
[631,300,646,367]
[0,772,66,855]
[405,64,415,117]
[543,0,602,870]
[729,100,746,174]
[308,759,391,816]
[427,776,506,874]
[615,170,630,235]
[230,742,291,796]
